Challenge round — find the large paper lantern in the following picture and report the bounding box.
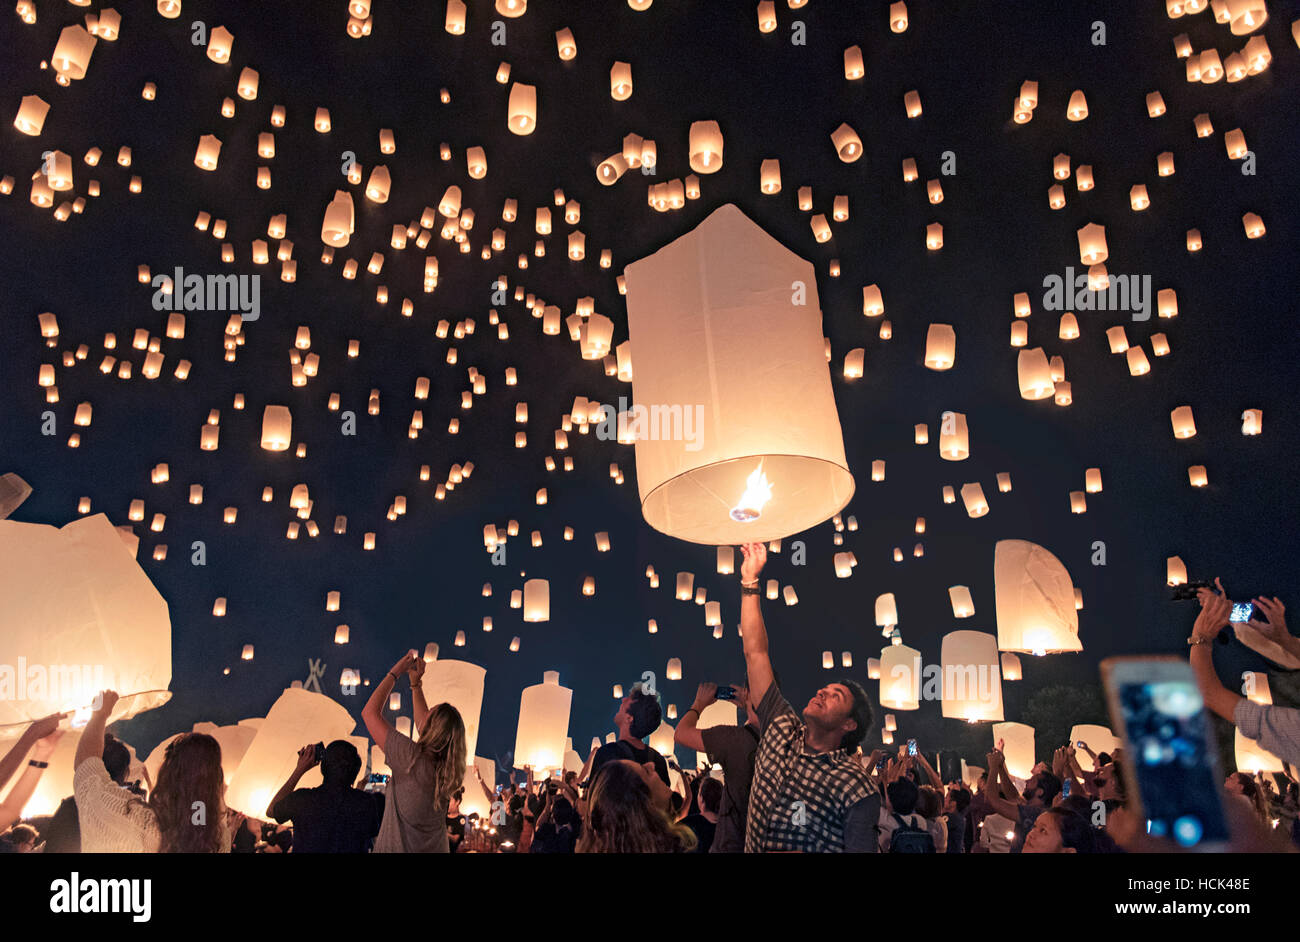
[225,688,355,815]
[992,722,1035,779]
[994,539,1081,655]
[0,473,32,519]
[924,324,956,370]
[648,720,676,761]
[0,514,171,736]
[52,25,97,81]
[20,730,84,817]
[192,720,259,785]
[623,204,853,544]
[422,658,486,764]
[1068,724,1119,772]
[940,631,1004,722]
[879,644,920,711]
[696,701,737,730]
[14,95,49,135]
[513,671,572,772]
[688,121,723,173]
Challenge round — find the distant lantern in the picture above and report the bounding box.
[666,658,682,681]
[760,159,781,194]
[1126,347,1151,376]
[889,2,908,32]
[1188,465,1208,487]
[875,593,898,627]
[925,223,943,250]
[1170,406,1196,439]
[236,67,259,100]
[1070,491,1087,514]
[623,205,854,544]
[843,348,864,379]
[1000,652,1023,681]
[830,123,863,162]
[610,61,633,100]
[1017,348,1054,400]
[1066,89,1088,120]
[555,28,576,59]
[1085,468,1103,493]
[1241,409,1262,435]
[1053,153,1070,180]
[1105,326,1129,354]
[997,472,1012,492]
[1076,165,1094,191]
[914,424,928,444]
[949,585,975,618]
[924,324,956,370]
[844,45,864,79]
[688,121,723,173]
[523,579,549,622]
[13,95,49,135]
[1146,91,1166,117]
[1226,0,1267,34]
[261,406,292,451]
[507,83,536,135]
[1077,223,1107,265]
[939,411,969,460]
[1129,185,1150,211]
[960,483,988,518]
[1186,229,1202,252]
[1158,289,1179,318]
[862,284,884,317]
[1167,556,1187,586]
[903,90,922,117]
[1242,212,1265,239]
[445,0,466,33]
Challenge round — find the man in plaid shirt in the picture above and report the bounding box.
[738,542,880,852]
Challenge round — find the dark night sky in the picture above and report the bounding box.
[2,0,1298,775]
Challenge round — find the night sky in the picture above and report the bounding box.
[3,0,1298,776]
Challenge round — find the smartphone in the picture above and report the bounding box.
[1100,657,1229,851]
[1062,779,1072,798]
[906,738,917,757]
[1230,602,1254,623]
[715,685,736,700]
[363,772,390,793]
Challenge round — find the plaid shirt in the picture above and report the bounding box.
[744,685,877,852]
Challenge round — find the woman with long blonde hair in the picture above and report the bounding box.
[577,759,696,853]
[363,651,467,852]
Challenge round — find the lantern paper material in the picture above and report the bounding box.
[879,644,920,711]
[994,539,1081,655]
[993,722,1035,779]
[623,204,853,544]
[513,671,572,771]
[940,631,1004,722]
[1069,724,1119,772]
[422,658,486,763]
[0,514,171,735]
[224,688,355,815]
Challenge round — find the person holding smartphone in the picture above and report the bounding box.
[266,740,384,853]
[1190,580,1300,766]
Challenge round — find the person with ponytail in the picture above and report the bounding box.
[363,651,467,853]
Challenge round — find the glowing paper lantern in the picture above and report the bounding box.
[1170,406,1196,439]
[924,324,956,370]
[879,644,920,711]
[830,123,863,162]
[422,658,486,764]
[260,405,292,451]
[961,483,988,518]
[623,205,853,544]
[52,25,97,81]
[0,514,172,736]
[993,722,1035,778]
[14,95,50,135]
[994,539,1081,655]
[1017,348,1054,400]
[225,688,355,815]
[938,412,969,461]
[940,631,1003,721]
[1000,652,1022,681]
[949,585,975,618]
[688,121,723,173]
[507,82,536,135]
[513,671,572,771]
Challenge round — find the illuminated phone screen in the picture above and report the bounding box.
[1119,680,1228,847]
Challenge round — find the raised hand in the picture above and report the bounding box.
[1247,596,1290,646]
[739,542,766,584]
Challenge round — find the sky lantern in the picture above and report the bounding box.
[1170,406,1196,439]
[623,205,853,544]
[924,324,955,370]
[1242,409,1262,435]
[889,2,908,32]
[1226,0,1267,34]
[844,45,864,79]
[960,483,988,517]
[445,0,466,33]
[225,688,355,815]
[514,672,571,772]
[422,658,485,764]
[1000,652,1022,681]
[507,82,536,134]
[994,539,1081,655]
[879,643,920,710]
[1017,348,1054,400]
[1066,89,1088,120]
[1167,556,1188,586]
[830,123,863,162]
[14,95,49,135]
[949,585,975,618]
[993,722,1035,778]
[1077,223,1107,264]
[938,411,969,460]
[688,120,723,173]
[556,27,576,59]
[52,25,97,81]
[941,631,1004,722]
[0,514,172,733]
[610,61,633,100]
[875,593,898,627]
[260,405,292,450]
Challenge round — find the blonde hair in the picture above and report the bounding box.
[577,761,696,854]
[408,703,467,805]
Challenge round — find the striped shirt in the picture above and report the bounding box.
[744,685,878,852]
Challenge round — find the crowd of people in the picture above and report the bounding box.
[2,550,1297,854]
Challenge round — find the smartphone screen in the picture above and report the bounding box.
[1117,678,1229,847]
[1229,602,1254,623]
[1062,779,1071,798]
[906,739,917,757]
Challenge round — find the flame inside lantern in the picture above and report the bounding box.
[729,462,773,522]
